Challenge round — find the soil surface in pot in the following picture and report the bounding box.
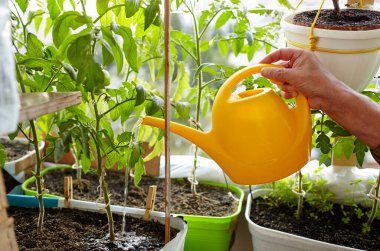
[292,9,380,30]
[250,198,380,250]
[30,168,239,217]
[9,207,179,251]
[1,138,33,162]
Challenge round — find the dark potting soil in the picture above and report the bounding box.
[1,138,33,162]
[31,168,239,217]
[293,9,380,30]
[8,207,179,251]
[250,198,380,250]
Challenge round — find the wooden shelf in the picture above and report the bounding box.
[18,92,82,122]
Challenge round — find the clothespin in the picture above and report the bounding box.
[64,176,73,208]
[143,185,157,221]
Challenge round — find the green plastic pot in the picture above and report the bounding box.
[23,166,244,251]
[176,181,244,251]
[22,165,71,198]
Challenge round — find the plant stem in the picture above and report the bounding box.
[332,0,340,12]
[30,120,44,233]
[186,1,202,196]
[367,169,380,225]
[296,171,303,220]
[91,92,115,241]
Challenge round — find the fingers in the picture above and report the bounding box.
[261,67,296,84]
[281,91,298,99]
[259,48,305,64]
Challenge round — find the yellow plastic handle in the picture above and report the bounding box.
[217,64,280,101]
[218,64,309,113]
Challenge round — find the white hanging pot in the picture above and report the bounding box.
[281,11,380,92]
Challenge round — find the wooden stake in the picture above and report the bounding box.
[63,176,73,208]
[143,185,157,221]
[164,0,171,244]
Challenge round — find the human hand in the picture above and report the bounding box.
[259,48,348,110]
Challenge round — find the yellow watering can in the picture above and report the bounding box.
[142,64,311,185]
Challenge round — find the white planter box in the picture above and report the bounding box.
[245,189,361,251]
[282,13,380,92]
[3,137,45,183]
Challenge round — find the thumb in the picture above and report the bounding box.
[261,67,295,84]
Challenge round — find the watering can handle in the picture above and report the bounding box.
[218,64,309,112]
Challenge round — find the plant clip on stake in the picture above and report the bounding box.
[63,176,73,208]
[143,185,157,221]
[164,0,171,244]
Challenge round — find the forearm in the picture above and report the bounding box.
[322,81,380,149]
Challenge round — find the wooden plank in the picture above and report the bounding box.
[18,92,82,122]
[0,218,18,251]
[0,170,8,210]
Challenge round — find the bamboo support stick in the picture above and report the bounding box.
[143,185,157,221]
[164,0,171,244]
[63,176,73,208]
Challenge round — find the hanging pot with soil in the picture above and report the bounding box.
[282,8,380,92]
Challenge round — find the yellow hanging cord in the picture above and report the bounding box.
[309,0,325,51]
[286,40,380,54]
[359,0,363,9]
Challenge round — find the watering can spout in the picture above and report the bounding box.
[142,116,212,152]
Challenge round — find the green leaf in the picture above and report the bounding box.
[53,12,80,46]
[102,44,114,66]
[354,138,368,167]
[146,96,163,115]
[101,27,124,74]
[134,157,144,186]
[125,0,141,18]
[80,125,90,158]
[324,120,351,137]
[96,0,109,15]
[117,131,132,143]
[113,26,138,72]
[128,142,140,167]
[77,59,105,92]
[57,27,92,60]
[277,0,293,9]
[218,40,229,56]
[54,138,65,162]
[232,38,244,56]
[120,99,135,123]
[67,34,92,68]
[215,11,232,30]
[34,11,44,31]
[175,101,190,120]
[316,132,331,154]
[0,142,5,167]
[81,154,91,174]
[16,0,29,12]
[47,0,64,20]
[135,84,147,106]
[106,151,119,169]
[19,58,52,72]
[144,1,159,30]
[26,33,44,58]
[173,62,189,101]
